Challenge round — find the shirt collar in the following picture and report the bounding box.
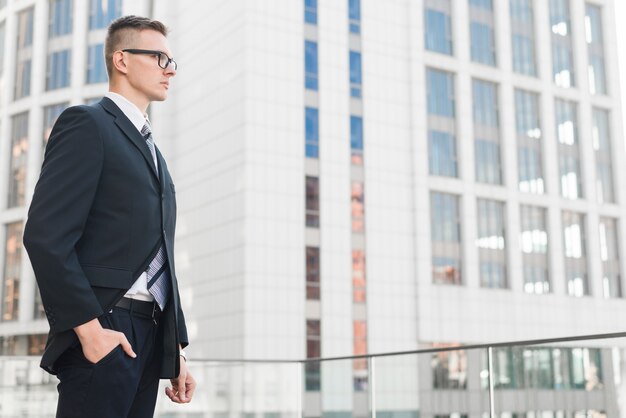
[105,92,150,134]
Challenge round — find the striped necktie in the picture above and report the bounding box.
[141,122,171,310]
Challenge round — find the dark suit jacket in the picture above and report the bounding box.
[23,97,188,378]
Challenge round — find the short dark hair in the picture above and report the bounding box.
[104,15,169,77]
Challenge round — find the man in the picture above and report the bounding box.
[23,15,195,417]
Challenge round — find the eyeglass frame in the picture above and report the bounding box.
[121,49,178,71]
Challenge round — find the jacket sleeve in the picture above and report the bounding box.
[23,106,105,334]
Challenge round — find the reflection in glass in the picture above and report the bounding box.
[306,247,320,300]
[352,250,366,303]
[432,344,467,389]
[349,50,362,98]
[305,176,319,228]
[48,0,73,37]
[305,0,317,24]
[555,99,581,200]
[89,0,122,30]
[562,211,588,297]
[510,0,537,76]
[306,319,321,391]
[585,4,606,95]
[473,79,501,184]
[424,0,453,55]
[14,8,34,100]
[8,113,29,208]
[516,89,544,194]
[469,0,496,66]
[351,182,364,232]
[477,199,507,288]
[427,68,457,177]
[599,218,621,298]
[520,205,549,294]
[305,40,318,91]
[592,108,614,203]
[431,192,462,285]
[351,116,363,165]
[353,320,368,391]
[349,0,360,34]
[87,43,107,84]
[2,223,23,322]
[46,50,71,91]
[305,107,319,158]
[550,0,575,87]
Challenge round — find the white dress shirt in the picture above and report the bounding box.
[105,92,156,302]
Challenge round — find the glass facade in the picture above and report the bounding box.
[424,0,452,55]
[349,0,360,34]
[349,50,362,98]
[43,103,68,149]
[432,344,467,389]
[8,113,29,208]
[305,319,321,391]
[469,0,496,66]
[352,250,366,303]
[306,176,319,228]
[510,0,537,76]
[550,0,575,88]
[427,68,457,177]
[555,99,582,200]
[48,0,73,37]
[351,182,364,232]
[351,115,363,165]
[353,320,368,391]
[306,247,320,300]
[562,211,588,297]
[599,218,621,298]
[473,79,501,184]
[477,199,507,289]
[89,0,122,30]
[431,192,462,285]
[305,0,317,25]
[515,89,544,194]
[592,108,614,204]
[14,7,34,100]
[305,107,319,158]
[87,43,107,84]
[520,205,549,294]
[305,40,318,91]
[46,50,71,90]
[585,4,606,95]
[2,223,23,322]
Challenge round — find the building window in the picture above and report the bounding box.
[306,319,321,391]
[432,343,467,389]
[352,250,366,303]
[2,223,23,322]
[555,99,582,200]
[349,50,362,98]
[351,115,363,165]
[353,320,368,391]
[306,176,319,228]
[8,113,29,208]
[28,334,48,355]
[89,0,122,30]
[585,4,606,95]
[14,8,34,100]
[0,336,18,355]
[46,50,72,90]
[477,199,507,289]
[305,107,319,158]
[34,288,46,320]
[550,0,575,88]
[424,0,452,55]
[520,205,549,294]
[351,181,364,232]
[431,192,461,285]
[43,103,69,149]
[473,79,501,184]
[562,211,588,297]
[48,0,73,37]
[515,89,544,194]
[306,247,320,300]
[305,0,317,24]
[349,0,360,34]
[510,0,537,76]
[469,0,496,66]
[305,40,318,91]
[87,43,107,84]
[592,108,614,203]
[599,218,621,298]
[427,68,457,177]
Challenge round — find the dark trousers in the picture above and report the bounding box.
[55,301,163,418]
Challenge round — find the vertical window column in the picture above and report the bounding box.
[520,205,549,293]
[431,192,462,285]
[14,7,34,100]
[562,211,588,297]
[46,0,73,91]
[472,79,501,184]
[8,113,29,208]
[585,4,606,95]
[476,199,507,289]
[555,99,582,200]
[427,68,457,178]
[515,90,544,194]
[469,0,496,66]
[2,223,24,322]
[592,108,614,204]
[549,0,575,88]
[424,0,453,55]
[510,0,537,76]
[599,218,621,298]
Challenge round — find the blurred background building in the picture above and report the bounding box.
[1,0,626,416]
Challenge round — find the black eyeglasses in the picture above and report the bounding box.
[121,49,178,71]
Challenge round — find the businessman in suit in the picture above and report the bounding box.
[23,15,195,417]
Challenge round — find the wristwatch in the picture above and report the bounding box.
[179,349,187,362]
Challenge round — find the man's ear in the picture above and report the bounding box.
[112,50,128,75]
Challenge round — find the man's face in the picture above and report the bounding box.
[124,30,176,102]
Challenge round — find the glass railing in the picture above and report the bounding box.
[1,332,626,417]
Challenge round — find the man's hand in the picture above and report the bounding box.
[165,355,196,403]
[74,318,136,364]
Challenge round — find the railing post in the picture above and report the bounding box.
[369,357,376,418]
[488,346,495,418]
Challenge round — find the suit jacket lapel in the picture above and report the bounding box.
[99,97,160,181]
